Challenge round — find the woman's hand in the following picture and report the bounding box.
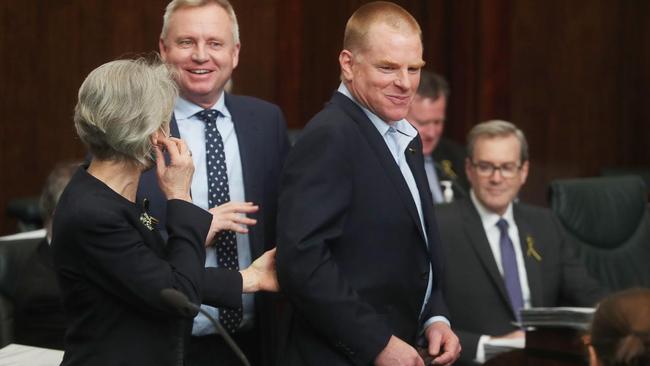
[240,248,279,293]
[205,202,259,246]
[155,137,194,202]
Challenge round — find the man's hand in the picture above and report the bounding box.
[375,335,424,366]
[205,201,258,246]
[240,248,279,293]
[424,322,461,365]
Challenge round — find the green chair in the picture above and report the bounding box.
[549,176,650,291]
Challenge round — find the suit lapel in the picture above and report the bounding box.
[331,92,427,245]
[513,205,544,307]
[225,94,263,256]
[405,138,437,254]
[461,200,515,316]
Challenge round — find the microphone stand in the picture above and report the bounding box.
[161,289,251,366]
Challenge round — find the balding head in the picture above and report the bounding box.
[343,1,422,54]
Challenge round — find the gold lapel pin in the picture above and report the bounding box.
[139,198,159,231]
[526,235,542,261]
[407,147,416,154]
[441,160,458,179]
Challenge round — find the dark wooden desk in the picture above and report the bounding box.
[484,327,588,366]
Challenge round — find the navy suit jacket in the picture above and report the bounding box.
[435,199,605,364]
[276,92,449,366]
[136,93,290,365]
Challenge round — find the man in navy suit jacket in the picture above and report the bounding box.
[435,120,604,364]
[276,2,460,366]
[137,1,289,365]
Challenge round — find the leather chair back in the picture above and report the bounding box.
[0,237,41,347]
[549,176,650,291]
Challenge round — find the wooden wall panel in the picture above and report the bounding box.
[1,0,649,234]
[510,0,650,204]
[0,1,168,234]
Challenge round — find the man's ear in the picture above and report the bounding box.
[339,50,355,82]
[465,157,475,187]
[519,160,530,185]
[159,38,168,61]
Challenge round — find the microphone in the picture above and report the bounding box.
[160,289,251,366]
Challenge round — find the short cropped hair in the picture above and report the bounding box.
[74,57,178,167]
[40,161,80,222]
[467,120,529,163]
[161,0,239,44]
[343,1,421,53]
[417,70,450,100]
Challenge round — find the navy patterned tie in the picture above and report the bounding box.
[195,109,242,333]
[496,218,524,322]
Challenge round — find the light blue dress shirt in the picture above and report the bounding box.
[337,84,449,331]
[174,94,254,335]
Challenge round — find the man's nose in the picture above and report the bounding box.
[490,168,505,183]
[191,44,208,63]
[394,69,411,90]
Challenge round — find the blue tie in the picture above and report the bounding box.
[496,218,524,322]
[195,109,242,333]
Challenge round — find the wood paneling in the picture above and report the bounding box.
[0,1,168,234]
[1,0,649,234]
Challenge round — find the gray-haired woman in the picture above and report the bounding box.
[51,58,276,366]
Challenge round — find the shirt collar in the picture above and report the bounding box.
[174,92,231,120]
[337,83,417,139]
[470,189,515,230]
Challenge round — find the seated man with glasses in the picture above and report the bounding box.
[434,120,605,365]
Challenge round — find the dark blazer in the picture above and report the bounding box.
[431,137,469,200]
[136,93,290,364]
[52,168,212,366]
[435,198,605,364]
[276,92,449,366]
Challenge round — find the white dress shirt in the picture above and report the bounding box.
[470,190,530,363]
[174,94,254,335]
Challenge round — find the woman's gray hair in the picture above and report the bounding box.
[74,56,178,167]
[467,120,529,162]
[160,0,239,44]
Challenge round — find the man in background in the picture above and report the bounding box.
[407,71,468,203]
[435,120,605,364]
[137,0,290,365]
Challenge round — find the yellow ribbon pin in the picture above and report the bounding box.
[526,235,542,261]
[441,160,457,179]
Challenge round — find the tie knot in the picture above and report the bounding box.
[387,126,397,134]
[195,109,221,124]
[496,218,509,233]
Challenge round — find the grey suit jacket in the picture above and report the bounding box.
[435,198,605,364]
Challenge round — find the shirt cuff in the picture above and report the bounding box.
[421,316,451,334]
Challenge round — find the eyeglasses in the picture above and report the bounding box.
[472,161,522,178]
